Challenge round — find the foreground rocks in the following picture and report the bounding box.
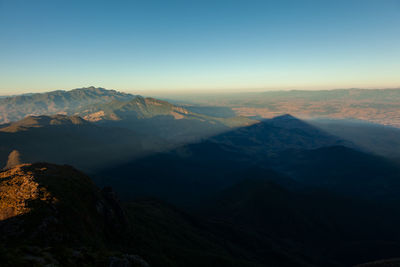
[0,162,149,267]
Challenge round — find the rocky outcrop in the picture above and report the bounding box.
[0,163,45,220]
[3,150,22,170]
[0,163,130,242]
[0,162,149,266]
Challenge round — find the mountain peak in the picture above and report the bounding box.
[72,86,108,93]
[267,114,315,129]
[272,114,297,120]
[4,150,22,170]
[206,114,347,155]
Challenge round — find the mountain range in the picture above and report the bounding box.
[0,86,134,124]
[0,87,255,145]
[77,95,255,142]
[0,87,256,170]
[2,87,400,266]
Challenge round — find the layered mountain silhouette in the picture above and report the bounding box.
[3,87,400,266]
[0,115,158,171]
[77,95,255,142]
[0,88,257,160]
[0,114,88,132]
[79,96,195,121]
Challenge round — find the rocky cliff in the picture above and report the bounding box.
[0,162,148,267]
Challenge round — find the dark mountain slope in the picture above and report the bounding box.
[0,163,315,267]
[269,145,400,198]
[0,163,137,266]
[309,119,400,159]
[206,178,400,266]
[0,163,127,243]
[0,114,88,132]
[123,199,318,267]
[0,86,134,123]
[99,155,400,266]
[0,115,159,171]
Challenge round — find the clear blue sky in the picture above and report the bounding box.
[0,0,399,94]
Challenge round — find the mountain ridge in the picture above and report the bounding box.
[0,114,88,133]
[78,95,191,121]
[76,95,257,142]
[0,87,135,124]
[0,162,148,266]
[0,114,158,171]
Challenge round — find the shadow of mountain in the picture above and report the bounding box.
[0,122,162,172]
[93,114,371,205]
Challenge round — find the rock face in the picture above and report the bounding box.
[0,162,129,245]
[0,162,152,267]
[0,163,129,242]
[0,163,49,220]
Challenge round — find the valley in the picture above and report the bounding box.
[164,89,400,128]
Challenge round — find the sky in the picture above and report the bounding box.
[0,0,399,94]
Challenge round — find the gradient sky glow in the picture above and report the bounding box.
[0,0,400,94]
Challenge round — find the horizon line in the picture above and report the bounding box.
[2,85,400,97]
